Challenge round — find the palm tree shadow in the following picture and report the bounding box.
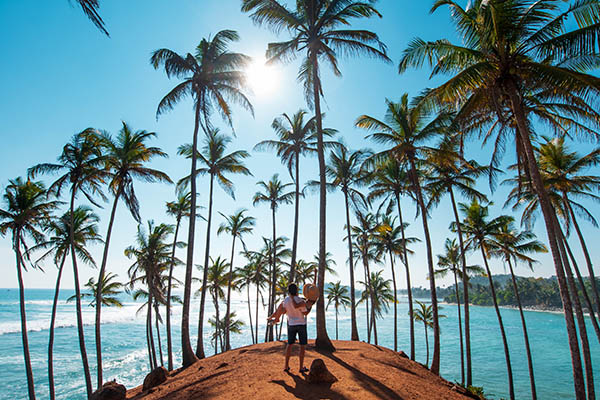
[271,373,346,400]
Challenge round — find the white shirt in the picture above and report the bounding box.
[282,295,307,326]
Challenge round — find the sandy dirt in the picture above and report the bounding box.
[127,340,474,400]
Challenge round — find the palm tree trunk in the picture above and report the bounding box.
[344,191,359,341]
[69,190,92,397]
[290,152,300,282]
[396,193,414,360]
[268,207,277,342]
[561,230,600,343]
[166,217,181,371]
[507,259,536,400]
[566,199,600,319]
[247,284,254,344]
[480,246,514,400]
[362,252,371,343]
[449,187,472,385]
[48,254,67,400]
[389,250,398,352]
[94,185,123,387]
[225,235,236,351]
[214,293,220,354]
[507,81,585,399]
[146,305,153,370]
[453,271,465,387]
[182,104,201,367]
[555,220,595,400]
[335,307,339,340]
[408,157,440,374]
[148,293,157,370]
[15,232,36,400]
[154,304,164,367]
[197,173,215,358]
[311,51,334,352]
[255,279,260,343]
[424,322,429,368]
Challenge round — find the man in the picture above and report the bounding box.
[267,283,315,373]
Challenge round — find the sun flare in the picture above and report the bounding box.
[246,57,280,97]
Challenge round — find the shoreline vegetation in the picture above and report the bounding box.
[2,1,600,400]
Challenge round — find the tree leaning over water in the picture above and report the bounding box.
[93,123,171,387]
[151,29,253,364]
[242,0,390,352]
[398,1,600,395]
[29,130,106,397]
[0,178,58,400]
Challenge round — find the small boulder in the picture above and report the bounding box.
[90,380,126,400]
[306,359,338,384]
[143,366,169,391]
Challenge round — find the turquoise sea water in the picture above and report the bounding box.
[0,288,598,399]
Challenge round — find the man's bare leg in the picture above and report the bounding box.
[299,345,305,371]
[285,344,293,370]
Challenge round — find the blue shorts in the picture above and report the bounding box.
[287,324,307,345]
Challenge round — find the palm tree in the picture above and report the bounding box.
[242,0,390,352]
[536,137,600,319]
[413,301,446,368]
[255,110,338,281]
[70,272,123,309]
[151,29,253,366]
[93,122,170,386]
[235,262,258,344]
[164,190,192,370]
[0,178,58,400]
[356,95,450,374]
[126,222,173,370]
[73,0,108,35]
[489,221,547,400]
[325,281,350,340]
[322,144,367,341]
[209,312,245,352]
[398,3,600,395]
[253,174,294,341]
[425,133,489,383]
[196,257,230,354]
[178,128,252,359]
[358,270,394,342]
[435,238,484,386]
[31,206,100,400]
[217,209,255,350]
[456,200,515,400]
[29,130,106,397]
[368,157,417,359]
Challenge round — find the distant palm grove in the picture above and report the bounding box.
[2,1,600,400]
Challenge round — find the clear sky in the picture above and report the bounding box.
[1,0,598,291]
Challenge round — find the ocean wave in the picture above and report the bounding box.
[0,304,143,336]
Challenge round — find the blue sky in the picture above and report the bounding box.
[1,0,598,290]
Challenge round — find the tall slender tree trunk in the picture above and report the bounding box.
[225,234,237,351]
[214,293,221,354]
[363,262,371,342]
[453,272,465,386]
[396,194,414,360]
[507,259,536,400]
[247,284,255,344]
[182,105,201,367]
[15,233,36,400]
[344,191,359,341]
[255,280,260,343]
[480,246,514,400]
[556,220,595,400]
[562,230,600,343]
[424,323,429,368]
[507,81,584,399]
[48,254,67,400]
[145,305,154,370]
[389,250,398,352]
[311,51,334,352]
[267,207,277,342]
[567,200,600,318]
[148,293,157,370]
[154,304,164,367]
[166,218,181,371]
[449,187,472,385]
[408,157,440,374]
[197,173,215,358]
[69,190,92,397]
[335,307,339,340]
[290,153,300,282]
[94,185,122,387]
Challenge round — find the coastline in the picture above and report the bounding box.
[440,301,567,315]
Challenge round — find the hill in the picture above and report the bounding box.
[125,340,475,400]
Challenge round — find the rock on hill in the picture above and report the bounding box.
[126,340,475,400]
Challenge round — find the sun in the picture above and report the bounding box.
[245,57,280,97]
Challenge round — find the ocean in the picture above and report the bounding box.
[0,288,598,399]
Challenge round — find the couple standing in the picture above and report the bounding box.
[267,283,315,373]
